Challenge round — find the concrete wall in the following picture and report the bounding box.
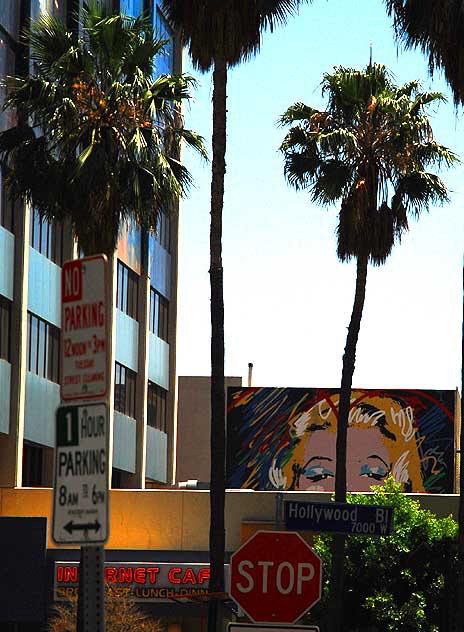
[0,487,459,552]
[176,376,242,484]
[113,411,137,473]
[28,248,61,326]
[148,333,169,389]
[115,309,139,372]
[24,372,60,447]
[146,425,167,483]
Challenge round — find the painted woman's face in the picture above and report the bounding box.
[299,426,391,491]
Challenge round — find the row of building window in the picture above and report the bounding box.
[114,362,167,431]
[30,208,63,265]
[117,260,169,343]
[0,294,11,362]
[0,169,14,233]
[147,380,167,432]
[22,442,43,488]
[156,210,171,252]
[114,361,137,418]
[27,312,60,383]
[22,320,168,430]
[2,204,172,262]
[116,260,139,320]
[149,286,169,342]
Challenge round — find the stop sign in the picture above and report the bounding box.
[229,530,322,623]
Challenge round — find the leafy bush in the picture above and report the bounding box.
[308,477,457,631]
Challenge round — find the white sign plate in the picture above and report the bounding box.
[61,255,108,402]
[52,403,109,545]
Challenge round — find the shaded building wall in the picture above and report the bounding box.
[176,376,242,484]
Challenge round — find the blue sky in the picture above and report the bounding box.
[175,0,464,391]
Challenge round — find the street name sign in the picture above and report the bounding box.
[229,624,319,632]
[285,500,393,536]
[229,530,322,623]
[52,403,109,545]
[61,255,108,402]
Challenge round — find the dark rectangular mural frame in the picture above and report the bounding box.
[226,387,456,494]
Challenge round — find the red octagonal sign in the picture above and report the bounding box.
[229,530,322,623]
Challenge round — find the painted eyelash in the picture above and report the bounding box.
[304,465,334,482]
[360,464,388,480]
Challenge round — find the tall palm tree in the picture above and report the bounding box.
[160,3,308,629]
[382,6,464,628]
[280,62,457,632]
[0,1,206,256]
[386,0,464,107]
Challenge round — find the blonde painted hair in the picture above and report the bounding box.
[272,390,425,492]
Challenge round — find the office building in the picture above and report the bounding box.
[0,0,179,491]
[1,4,461,632]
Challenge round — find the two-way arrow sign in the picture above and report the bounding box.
[64,520,101,535]
[52,403,109,545]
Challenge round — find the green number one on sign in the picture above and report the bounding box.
[56,406,79,447]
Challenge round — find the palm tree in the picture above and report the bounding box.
[160,3,308,629]
[386,0,464,107]
[0,1,206,256]
[280,62,457,632]
[384,5,464,627]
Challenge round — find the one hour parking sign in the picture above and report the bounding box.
[52,403,109,545]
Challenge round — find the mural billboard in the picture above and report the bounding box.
[117,219,142,275]
[226,387,456,494]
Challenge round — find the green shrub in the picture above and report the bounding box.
[308,477,457,631]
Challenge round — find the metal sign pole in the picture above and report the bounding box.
[57,256,110,632]
[275,492,284,530]
[77,545,105,632]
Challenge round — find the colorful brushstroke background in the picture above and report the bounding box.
[117,219,142,275]
[226,387,456,494]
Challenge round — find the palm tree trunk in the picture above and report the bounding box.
[208,55,227,632]
[457,261,464,632]
[328,253,368,632]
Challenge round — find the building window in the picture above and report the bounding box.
[0,168,14,233]
[116,260,139,320]
[30,208,63,265]
[149,287,168,342]
[22,442,43,487]
[155,210,170,252]
[30,0,67,21]
[111,467,123,489]
[154,7,174,76]
[147,381,166,432]
[0,2,20,38]
[0,294,11,362]
[27,312,60,383]
[0,7,18,132]
[114,362,136,418]
[120,0,144,17]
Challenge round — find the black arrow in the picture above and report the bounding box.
[64,519,101,534]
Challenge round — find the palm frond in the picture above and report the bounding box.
[278,102,320,126]
[386,0,464,106]
[283,149,322,191]
[161,0,310,71]
[279,125,313,152]
[394,171,450,217]
[0,2,205,255]
[280,60,455,264]
[311,161,354,205]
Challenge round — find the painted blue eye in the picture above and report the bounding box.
[303,465,335,483]
[360,464,388,481]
